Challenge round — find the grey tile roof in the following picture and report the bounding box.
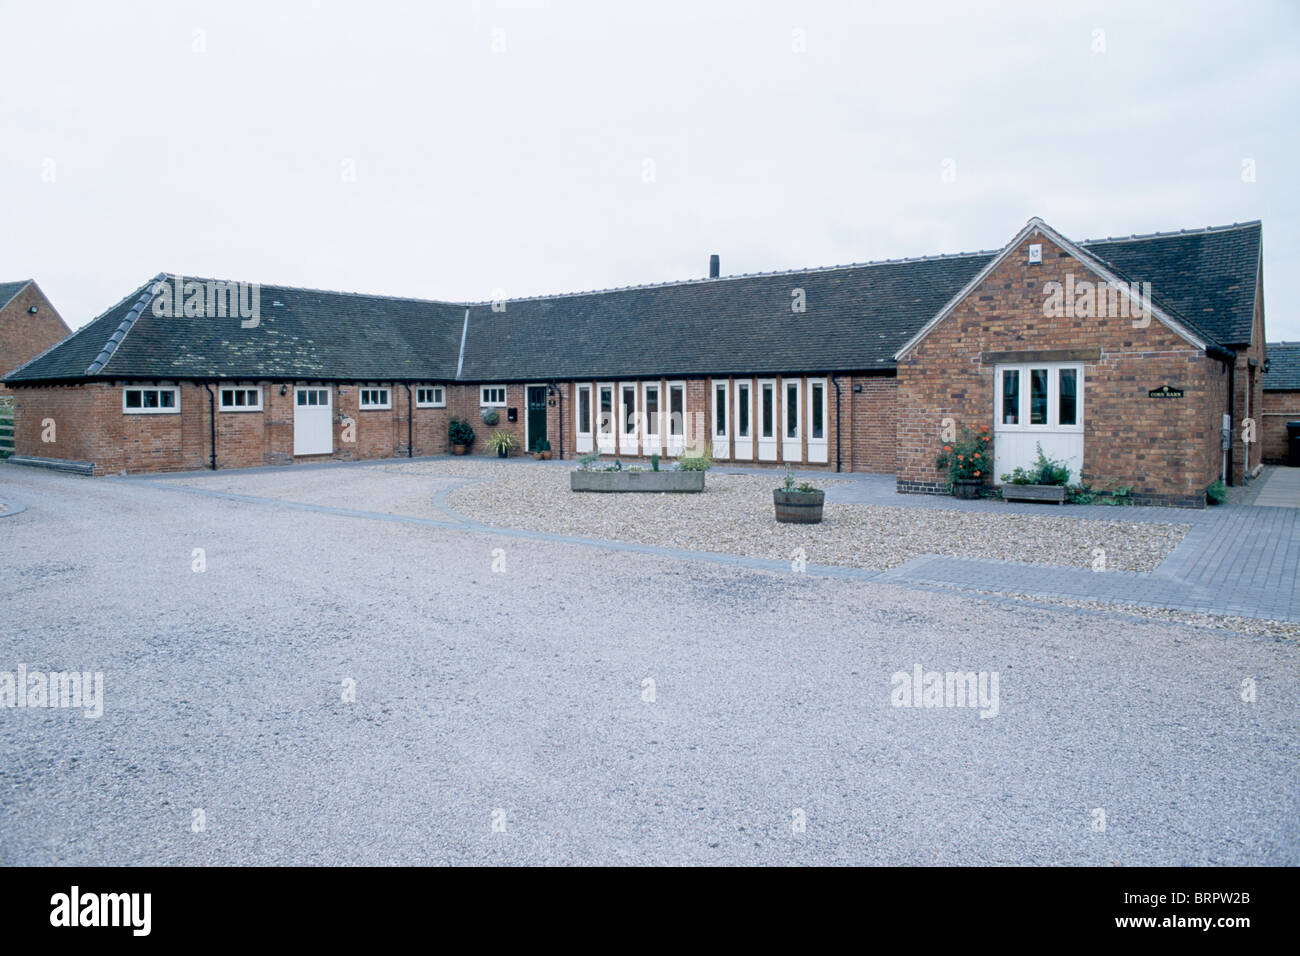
[0,280,32,311]
[2,221,1265,385]
[6,277,466,383]
[1081,222,1261,346]
[1264,342,1300,391]
[457,253,993,380]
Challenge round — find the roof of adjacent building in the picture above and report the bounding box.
[1264,342,1300,391]
[3,220,1264,385]
[0,280,33,311]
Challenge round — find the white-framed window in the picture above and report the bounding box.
[219,386,262,412]
[359,387,391,410]
[995,363,1083,433]
[416,386,445,408]
[123,386,179,414]
[711,381,729,443]
[481,386,507,407]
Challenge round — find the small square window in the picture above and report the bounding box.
[481,387,506,407]
[219,387,262,412]
[359,388,391,410]
[123,386,179,414]
[416,386,445,408]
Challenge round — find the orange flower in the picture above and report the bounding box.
[973,470,981,477]
[957,454,964,461]
[943,445,952,452]
[979,424,989,432]
[973,452,981,459]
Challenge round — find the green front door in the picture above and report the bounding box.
[527,386,548,452]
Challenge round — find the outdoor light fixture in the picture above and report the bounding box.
[28,306,37,314]
[280,385,288,396]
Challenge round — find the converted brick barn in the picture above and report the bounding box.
[1262,342,1300,464]
[3,218,1265,507]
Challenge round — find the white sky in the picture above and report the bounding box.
[3,0,1297,337]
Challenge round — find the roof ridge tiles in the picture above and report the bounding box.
[155,272,469,309]
[1080,220,1260,246]
[466,247,1000,306]
[87,274,166,374]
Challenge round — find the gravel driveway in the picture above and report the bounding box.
[1,462,1296,865]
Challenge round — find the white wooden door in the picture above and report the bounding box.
[757,379,778,461]
[597,383,616,454]
[781,378,802,462]
[575,384,594,453]
[294,387,333,456]
[666,382,686,456]
[733,380,753,460]
[994,363,1084,484]
[807,378,828,463]
[710,380,729,459]
[618,382,638,457]
[641,382,661,456]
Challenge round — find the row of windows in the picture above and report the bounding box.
[121,385,447,414]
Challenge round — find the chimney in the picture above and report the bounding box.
[709,254,720,279]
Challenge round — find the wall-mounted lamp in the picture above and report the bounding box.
[280,385,288,396]
[28,306,38,314]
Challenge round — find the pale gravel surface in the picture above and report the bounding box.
[1,462,1297,866]
[436,461,1190,572]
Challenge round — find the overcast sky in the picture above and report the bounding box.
[3,0,1297,337]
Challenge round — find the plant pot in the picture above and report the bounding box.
[1001,483,1067,504]
[571,470,705,493]
[773,489,825,523]
[541,451,552,460]
[452,444,468,456]
[496,446,508,458]
[952,478,984,500]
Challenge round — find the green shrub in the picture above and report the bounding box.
[651,453,659,472]
[677,451,714,472]
[934,425,993,485]
[1207,479,1228,505]
[448,418,475,446]
[577,451,600,471]
[1000,444,1070,487]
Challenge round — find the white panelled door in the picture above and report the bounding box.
[994,363,1084,484]
[806,378,828,463]
[294,387,333,456]
[781,379,802,462]
[733,380,753,460]
[757,379,777,461]
[711,380,730,459]
[597,383,616,454]
[575,384,594,453]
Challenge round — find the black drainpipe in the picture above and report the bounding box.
[203,383,217,470]
[830,372,842,473]
[404,383,412,457]
[550,381,564,460]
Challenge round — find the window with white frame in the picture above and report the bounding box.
[481,386,507,407]
[359,387,391,410]
[219,386,262,411]
[576,384,592,435]
[123,386,179,414]
[416,386,445,408]
[995,364,1083,431]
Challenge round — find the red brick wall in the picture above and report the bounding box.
[1262,391,1300,463]
[847,373,897,473]
[896,233,1224,506]
[12,380,457,474]
[0,284,72,395]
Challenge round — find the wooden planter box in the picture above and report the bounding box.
[570,470,705,493]
[773,489,825,523]
[1001,483,1068,504]
[952,478,984,500]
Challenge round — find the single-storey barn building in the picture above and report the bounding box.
[3,218,1266,507]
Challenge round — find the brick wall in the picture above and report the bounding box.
[847,373,897,473]
[1262,390,1300,463]
[896,233,1225,507]
[0,284,72,395]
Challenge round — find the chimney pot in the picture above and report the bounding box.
[709,254,720,279]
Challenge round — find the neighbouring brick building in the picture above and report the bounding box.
[2,218,1266,507]
[1262,342,1300,464]
[0,280,71,396]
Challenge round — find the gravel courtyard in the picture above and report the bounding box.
[170,458,1190,573]
[1,461,1297,866]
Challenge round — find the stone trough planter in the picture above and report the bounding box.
[1001,483,1068,504]
[570,470,705,493]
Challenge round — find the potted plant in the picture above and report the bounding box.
[934,424,992,499]
[486,430,516,458]
[481,408,500,426]
[448,418,475,455]
[773,465,824,523]
[533,437,552,460]
[999,444,1071,504]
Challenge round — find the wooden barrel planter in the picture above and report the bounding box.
[952,478,984,499]
[773,489,825,523]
